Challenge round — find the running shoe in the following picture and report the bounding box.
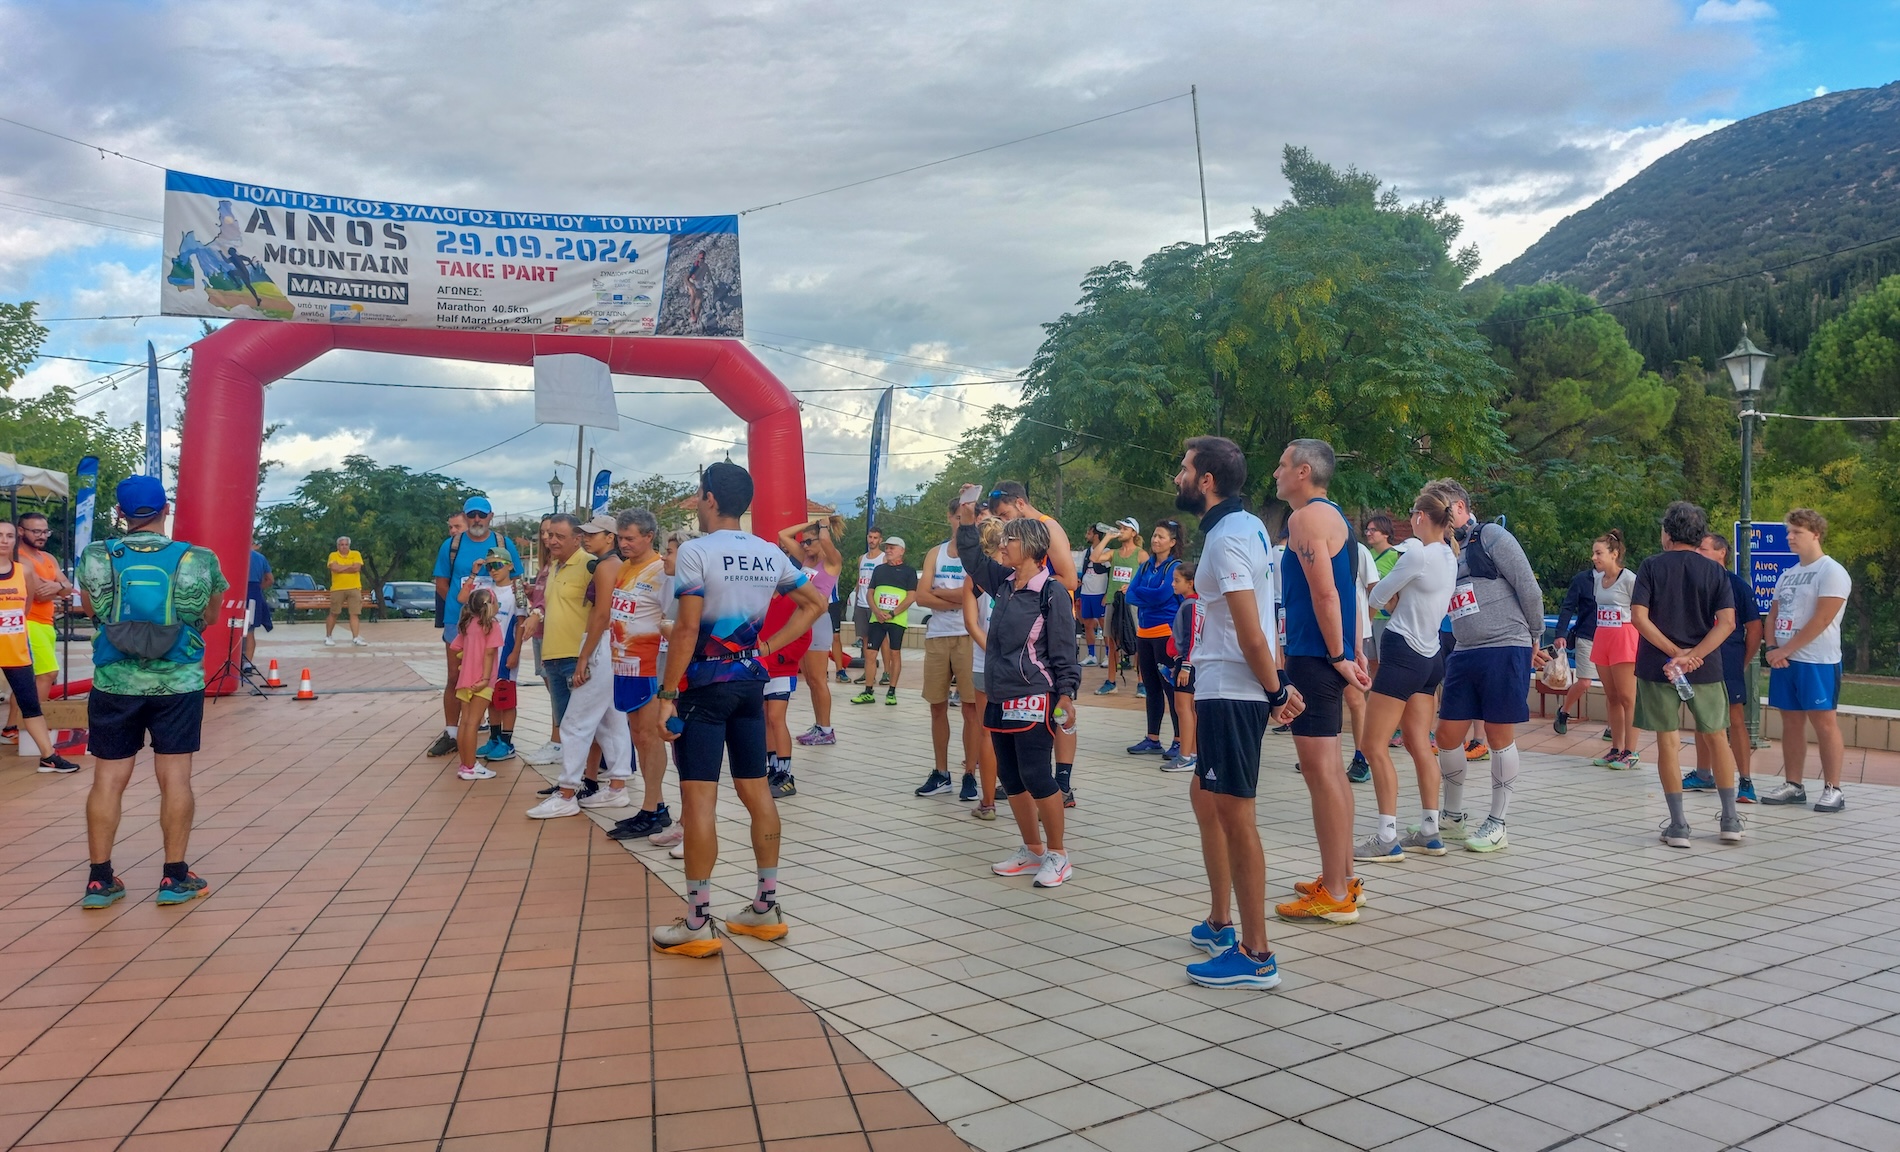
[1400,827,1447,856]
[1737,778,1758,804]
[37,754,80,774]
[957,773,979,802]
[608,807,671,839]
[1658,819,1692,848]
[652,917,721,957]
[1272,723,1292,735]
[1353,833,1403,863]
[1033,851,1072,888]
[885,688,897,706]
[1081,655,1099,667]
[915,770,953,797]
[425,732,457,758]
[580,786,632,809]
[794,725,836,746]
[992,846,1044,876]
[352,636,369,647]
[0,725,15,744]
[1438,812,1469,843]
[483,740,517,762]
[1681,770,1716,791]
[948,689,961,707]
[536,782,561,796]
[669,841,686,859]
[1590,749,1619,767]
[1554,709,1569,735]
[1464,816,1509,852]
[1601,727,1613,740]
[520,741,563,765]
[1293,875,1367,906]
[155,872,209,905]
[478,737,507,760]
[972,804,997,821]
[1388,731,1405,749]
[1136,683,1147,699]
[835,669,849,683]
[879,673,890,685]
[1276,888,1359,924]
[1187,946,1281,990]
[1062,788,1077,809]
[81,877,125,909]
[1465,739,1490,761]
[768,771,797,799]
[1606,750,1638,771]
[526,793,582,819]
[324,636,337,647]
[1094,679,1117,696]
[1189,919,1237,956]
[1126,737,1166,756]
[850,690,875,705]
[458,765,497,781]
[1346,752,1371,784]
[1163,741,1181,761]
[1815,786,1846,813]
[649,824,684,848]
[724,902,789,941]
[1757,781,1807,805]
[1720,813,1746,843]
[1161,754,1198,774]
[577,778,601,800]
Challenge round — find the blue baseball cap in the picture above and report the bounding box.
[462,495,493,515]
[116,475,168,518]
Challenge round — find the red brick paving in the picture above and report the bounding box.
[0,641,971,1151]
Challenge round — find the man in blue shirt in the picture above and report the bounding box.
[428,496,522,758]
[1687,533,1764,802]
[244,540,272,673]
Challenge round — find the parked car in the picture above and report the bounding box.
[273,571,317,610]
[382,581,435,619]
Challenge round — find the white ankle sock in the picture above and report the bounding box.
[1377,813,1397,840]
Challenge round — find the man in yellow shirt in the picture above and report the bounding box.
[324,535,368,647]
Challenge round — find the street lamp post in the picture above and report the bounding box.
[548,469,565,515]
[1720,323,1774,749]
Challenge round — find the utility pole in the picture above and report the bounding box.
[1191,84,1210,246]
[585,447,595,512]
[574,427,586,511]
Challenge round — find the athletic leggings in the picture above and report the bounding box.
[3,665,40,720]
[1136,635,1179,740]
[991,723,1058,800]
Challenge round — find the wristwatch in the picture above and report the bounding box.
[657,688,679,701]
[1328,652,1348,664]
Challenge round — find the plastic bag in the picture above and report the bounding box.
[1540,652,1575,692]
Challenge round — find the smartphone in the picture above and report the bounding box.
[959,486,980,507]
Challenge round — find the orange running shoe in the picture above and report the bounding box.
[1465,739,1490,761]
[1292,875,1367,906]
[1276,887,1361,925]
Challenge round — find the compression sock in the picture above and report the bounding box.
[1055,762,1073,793]
[162,861,189,883]
[1438,748,1466,817]
[686,878,713,930]
[1489,744,1519,822]
[1665,792,1688,827]
[89,860,114,885]
[1377,813,1397,840]
[1421,810,1440,836]
[499,728,513,744]
[1719,787,1739,823]
[753,868,778,912]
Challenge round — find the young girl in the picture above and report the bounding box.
[451,589,502,780]
[1161,562,1201,775]
[1588,530,1640,770]
[461,549,520,761]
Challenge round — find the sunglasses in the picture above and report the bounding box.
[465,511,491,520]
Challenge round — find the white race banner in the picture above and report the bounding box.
[161,171,742,337]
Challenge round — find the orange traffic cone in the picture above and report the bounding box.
[294,668,317,701]
[265,659,284,688]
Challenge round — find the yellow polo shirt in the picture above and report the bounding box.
[327,550,364,591]
[541,555,592,660]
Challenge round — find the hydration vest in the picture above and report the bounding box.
[93,538,202,666]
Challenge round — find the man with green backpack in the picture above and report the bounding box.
[75,476,227,909]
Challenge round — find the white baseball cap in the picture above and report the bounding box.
[1116,517,1140,533]
[883,537,906,550]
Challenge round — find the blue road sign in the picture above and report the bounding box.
[1736,521,1795,615]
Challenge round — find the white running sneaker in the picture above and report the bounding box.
[323,637,337,647]
[351,636,369,647]
[521,741,563,766]
[526,793,581,819]
[650,825,685,848]
[993,846,1045,877]
[458,765,496,780]
[1033,851,1072,888]
[579,787,632,809]
[669,841,686,859]
[1080,655,1098,667]
[1464,816,1509,853]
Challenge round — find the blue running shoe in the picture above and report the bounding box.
[1187,946,1281,990]
[1188,919,1236,956]
[1346,751,1371,784]
[476,737,503,759]
[1681,771,1716,792]
[81,878,125,910]
[1126,737,1166,756]
[1737,778,1758,804]
[958,773,979,802]
[1163,741,1181,762]
[155,872,209,906]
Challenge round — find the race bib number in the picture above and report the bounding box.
[1000,694,1048,723]
[1111,565,1135,584]
[1776,614,1795,642]
[1596,606,1628,627]
[1448,583,1479,620]
[877,591,902,612]
[610,588,638,622]
[0,608,22,634]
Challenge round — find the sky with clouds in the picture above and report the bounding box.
[1,0,1894,519]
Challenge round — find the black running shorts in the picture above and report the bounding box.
[1193,698,1270,798]
[1370,629,1445,701]
[1284,655,1345,738]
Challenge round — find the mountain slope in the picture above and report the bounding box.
[1489,82,1900,302]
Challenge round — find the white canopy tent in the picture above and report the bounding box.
[0,452,70,500]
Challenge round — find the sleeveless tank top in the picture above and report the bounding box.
[0,562,28,667]
[925,541,968,638]
[810,565,839,604]
[1282,498,1358,660]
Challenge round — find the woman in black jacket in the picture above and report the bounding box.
[955,491,1080,888]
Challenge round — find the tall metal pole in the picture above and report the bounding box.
[1740,404,1763,748]
[574,427,586,512]
[1191,85,1210,246]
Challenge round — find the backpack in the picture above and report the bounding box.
[1463,523,1501,581]
[93,538,202,666]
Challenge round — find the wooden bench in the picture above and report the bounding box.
[284,590,381,623]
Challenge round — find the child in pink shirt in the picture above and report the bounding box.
[451,590,502,780]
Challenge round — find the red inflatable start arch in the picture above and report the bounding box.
[174,321,808,694]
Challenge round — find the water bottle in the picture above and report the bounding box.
[665,716,685,735]
[1670,665,1695,702]
[1053,705,1075,735]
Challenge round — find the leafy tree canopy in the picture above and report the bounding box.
[259,455,481,591]
[607,473,698,531]
[0,301,46,392]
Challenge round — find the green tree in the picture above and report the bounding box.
[260,455,478,592]
[0,301,46,391]
[607,473,698,531]
[999,146,1509,518]
[0,385,145,536]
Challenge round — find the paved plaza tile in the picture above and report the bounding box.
[2,620,1898,1150]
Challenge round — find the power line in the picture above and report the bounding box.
[737,91,1192,215]
[0,201,161,238]
[426,425,543,473]
[0,188,161,221]
[0,114,167,168]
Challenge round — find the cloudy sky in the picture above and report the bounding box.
[2,0,1892,518]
